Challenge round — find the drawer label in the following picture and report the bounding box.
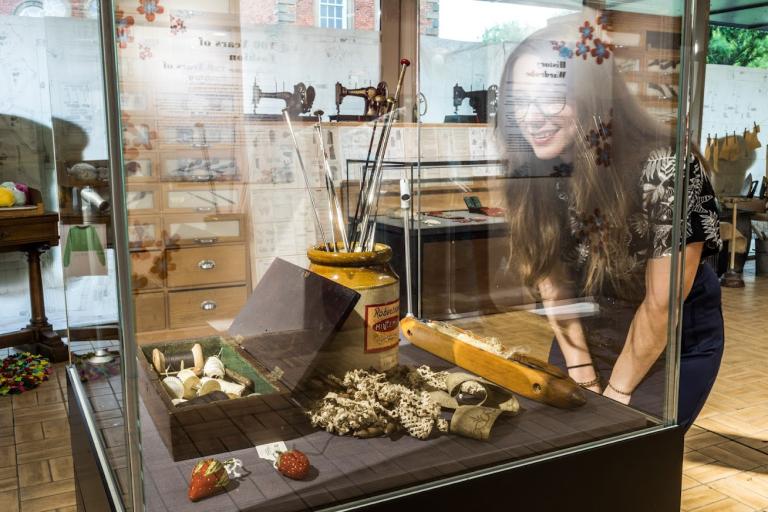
[364,299,400,353]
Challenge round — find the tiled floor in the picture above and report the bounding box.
[0,263,767,511]
[0,364,75,512]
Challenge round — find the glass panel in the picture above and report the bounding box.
[105,0,689,509]
[417,0,686,443]
[0,5,133,510]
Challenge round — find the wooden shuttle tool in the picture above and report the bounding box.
[400,317,586,409]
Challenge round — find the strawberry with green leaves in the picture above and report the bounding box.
[187,459,230,502]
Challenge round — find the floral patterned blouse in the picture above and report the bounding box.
[631,147,722,260]
[564,147,722,274]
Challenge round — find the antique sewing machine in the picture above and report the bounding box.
[330,81,388,122]
[444,84,498,124]
[251,81,316,120]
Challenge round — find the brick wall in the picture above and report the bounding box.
[0,0,22,15]
[242,0,278,25]
[296,0,314,25]
[354,0,374,30]
[419,0,439,36]
[0,0,378,29]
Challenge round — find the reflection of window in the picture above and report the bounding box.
[319,0,347,29]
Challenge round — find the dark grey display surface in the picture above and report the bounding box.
[140,344,653,512]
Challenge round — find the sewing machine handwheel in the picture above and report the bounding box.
[305,86,316,110]
[252,83,262,108]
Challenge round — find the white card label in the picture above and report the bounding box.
[256,441,288,462]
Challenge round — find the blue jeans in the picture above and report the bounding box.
[548,262,724,432]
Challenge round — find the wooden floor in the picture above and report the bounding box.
[0,364,75,512]
[681,263,768,512]
[0,263,766,511]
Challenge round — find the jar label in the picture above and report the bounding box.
[364,299,400,353]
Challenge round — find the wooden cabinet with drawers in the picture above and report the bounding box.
[127,182,250,341]
[118,15,251,343]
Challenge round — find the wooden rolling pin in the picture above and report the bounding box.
[400,317,586,409]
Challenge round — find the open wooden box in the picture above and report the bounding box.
[138,336,312,461]
[137,258,361,461]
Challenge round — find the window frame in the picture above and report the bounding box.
[317,0,349,30]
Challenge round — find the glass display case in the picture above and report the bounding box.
[47,0,703,510]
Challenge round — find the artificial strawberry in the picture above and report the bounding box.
[188,458,230,502]
[275,449,310,480]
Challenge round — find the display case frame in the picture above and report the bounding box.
[64,0,710,510]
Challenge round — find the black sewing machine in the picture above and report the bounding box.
[329,81,388,122]
[250,81,316,120]
[444,84,498,124]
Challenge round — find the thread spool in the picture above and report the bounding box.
[162,376,185,400]
[224,368,254,392]
[216,379,245,397]
[198,377,221,396]
[152,344,204,376]
[203,356,225,378]
[177,369,201,399]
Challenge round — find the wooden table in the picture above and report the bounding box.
[0,212,68,361]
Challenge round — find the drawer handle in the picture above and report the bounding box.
[195,206,214,213]
[200,300,217,311]
[193,237,218,245]
[198,259,216,270]
[191,143,210,148]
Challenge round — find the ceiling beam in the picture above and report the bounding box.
[710,2,768,15]
[709,20,768,31]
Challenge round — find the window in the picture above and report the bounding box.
[319,0,347,29]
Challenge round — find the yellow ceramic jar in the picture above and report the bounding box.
[308,243,400,376]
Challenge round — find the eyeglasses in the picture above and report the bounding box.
[508,93,567,121]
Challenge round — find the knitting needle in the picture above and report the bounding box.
[349,116,380,247]
[356,58,411,251]
[314,110,349,252]
[283,109,330,250]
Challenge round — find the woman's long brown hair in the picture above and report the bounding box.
[497,18,673,299]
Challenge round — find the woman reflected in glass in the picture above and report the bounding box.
[497,10,723,431]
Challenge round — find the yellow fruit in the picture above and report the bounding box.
[0,188,15,207]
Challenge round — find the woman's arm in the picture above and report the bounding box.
[539,269,601,392]
[603,242,704,404]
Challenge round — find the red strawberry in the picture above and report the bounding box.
[275,449,310,480]
[188,459,230,502]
